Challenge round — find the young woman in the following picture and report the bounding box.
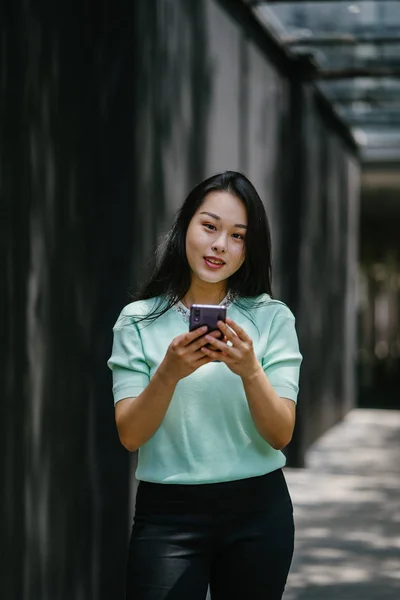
[108,171,302,600]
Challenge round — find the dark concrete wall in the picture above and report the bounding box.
[290,90,360,463]
[1,0,360,598]
[2,1,135,599]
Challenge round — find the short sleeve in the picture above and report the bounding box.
[261,312,303,403]
[107,313,150,404]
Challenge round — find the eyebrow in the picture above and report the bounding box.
[199,211,248,230]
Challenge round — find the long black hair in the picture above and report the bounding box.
[135,171,273,320]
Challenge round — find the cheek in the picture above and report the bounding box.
[185,237,195,268]
[231,243,246,265]
[187,226,209,253]
[185,224,197,251]
[185,225,206,266]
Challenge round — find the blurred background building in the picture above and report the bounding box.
[1,1,399,599]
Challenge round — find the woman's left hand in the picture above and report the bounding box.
[201,318,261,379]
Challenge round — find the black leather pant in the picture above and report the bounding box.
[126,469,294,600]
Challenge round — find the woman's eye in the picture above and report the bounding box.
[232,233,245,240]
[204,223,216,231]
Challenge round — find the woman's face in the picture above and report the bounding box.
[185,191,247,286]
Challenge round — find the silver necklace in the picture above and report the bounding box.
[172,291,237,323]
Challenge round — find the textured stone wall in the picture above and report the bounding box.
[291,90,360,463]
[2,1,135,599]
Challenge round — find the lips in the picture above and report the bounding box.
[204,256,226,269]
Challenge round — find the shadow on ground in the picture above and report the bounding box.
[284,409,400,600]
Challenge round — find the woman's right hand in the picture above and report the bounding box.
[158,326,219,385]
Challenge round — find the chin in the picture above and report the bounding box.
[197,270,228,284]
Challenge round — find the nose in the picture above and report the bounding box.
[212,232,227,253]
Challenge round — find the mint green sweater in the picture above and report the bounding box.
[107,294,302,484]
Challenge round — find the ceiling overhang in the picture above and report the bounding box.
[244,0,400,162]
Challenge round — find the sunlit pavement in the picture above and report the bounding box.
[283,409,400,600]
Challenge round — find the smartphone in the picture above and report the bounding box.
[189,304,227,340]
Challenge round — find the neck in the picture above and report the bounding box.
[181,280,228,307]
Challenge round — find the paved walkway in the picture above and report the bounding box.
[284,409,400,600]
